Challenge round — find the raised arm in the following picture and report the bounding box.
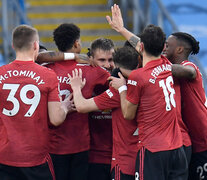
[106,4,141,51]
[172,64,197,80]
[68,69,99,113]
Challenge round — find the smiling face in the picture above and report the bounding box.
[92,48,115,73]
[162,35,179,64]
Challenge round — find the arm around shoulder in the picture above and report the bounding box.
[172,64,197,80]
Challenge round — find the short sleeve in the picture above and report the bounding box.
[126,70,142,105]
[182,61,200,81]
[94,87,120,110]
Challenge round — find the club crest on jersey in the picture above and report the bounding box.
[127,79,137,86]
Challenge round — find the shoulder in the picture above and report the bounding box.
[181,61,198,70]
[129,68,143,80]
[34,63,58,79]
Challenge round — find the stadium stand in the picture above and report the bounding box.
[111,0,207,92]
[0,0,28,64]
[25,0,125,53]
[1,0,207,92]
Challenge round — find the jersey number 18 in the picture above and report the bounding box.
[159,76,176,111]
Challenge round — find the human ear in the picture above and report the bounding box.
[177,46,184,54]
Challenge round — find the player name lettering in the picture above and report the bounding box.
[127,80,137,86]
[149,64,172,84]
[106,89,113,98]
[0,70,45,85]
[57,76,70,84]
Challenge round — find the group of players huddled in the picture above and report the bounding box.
[0,4,206,180]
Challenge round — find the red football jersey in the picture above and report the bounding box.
[0,60,60,167]
[46,60,110,154]
[180,61,207,153]
[88,110,112,164]
[126,56,183,152]
[94,87,138,175]
[174,78,191,147]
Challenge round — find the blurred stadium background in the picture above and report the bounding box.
[0,0,207,92]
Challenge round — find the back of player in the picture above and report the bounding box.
[47,23,110,180]
[93,47,141,180]
[107,19,188,179]
[0,25,61,180]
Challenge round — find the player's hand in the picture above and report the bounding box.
[68,68,86,90]
[62,93,77,114]
[108,72,126,90]
[106,4,124,32]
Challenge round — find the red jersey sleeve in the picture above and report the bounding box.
[126,70,142,105]
[95,67,110,87]
[182,61,200,81]
[47,70,60,102]
[94,87,120,110]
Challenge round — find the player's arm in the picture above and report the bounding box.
[106,4,141,51]
[48,96,72,126]
[172,64,197,80]
[36,51,90,64]
[108,72,138,120]
[119,90,138,120]
[68,68,99,113]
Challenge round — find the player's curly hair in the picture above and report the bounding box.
[172,32,200,55]
[89,38,114,57]
[113,46,140,70]
[140,24,166,57]
[53,23,80,52]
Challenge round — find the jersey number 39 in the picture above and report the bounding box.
[2,83,41,117]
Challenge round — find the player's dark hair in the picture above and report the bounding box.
[124,40,143,68]
[53,23,80,52]
[140,24,166,57]
[111,68,122,78]
[172,32,200,55]
[12,25,38,51]
[89,38,114,57]
[113,46,140,70]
